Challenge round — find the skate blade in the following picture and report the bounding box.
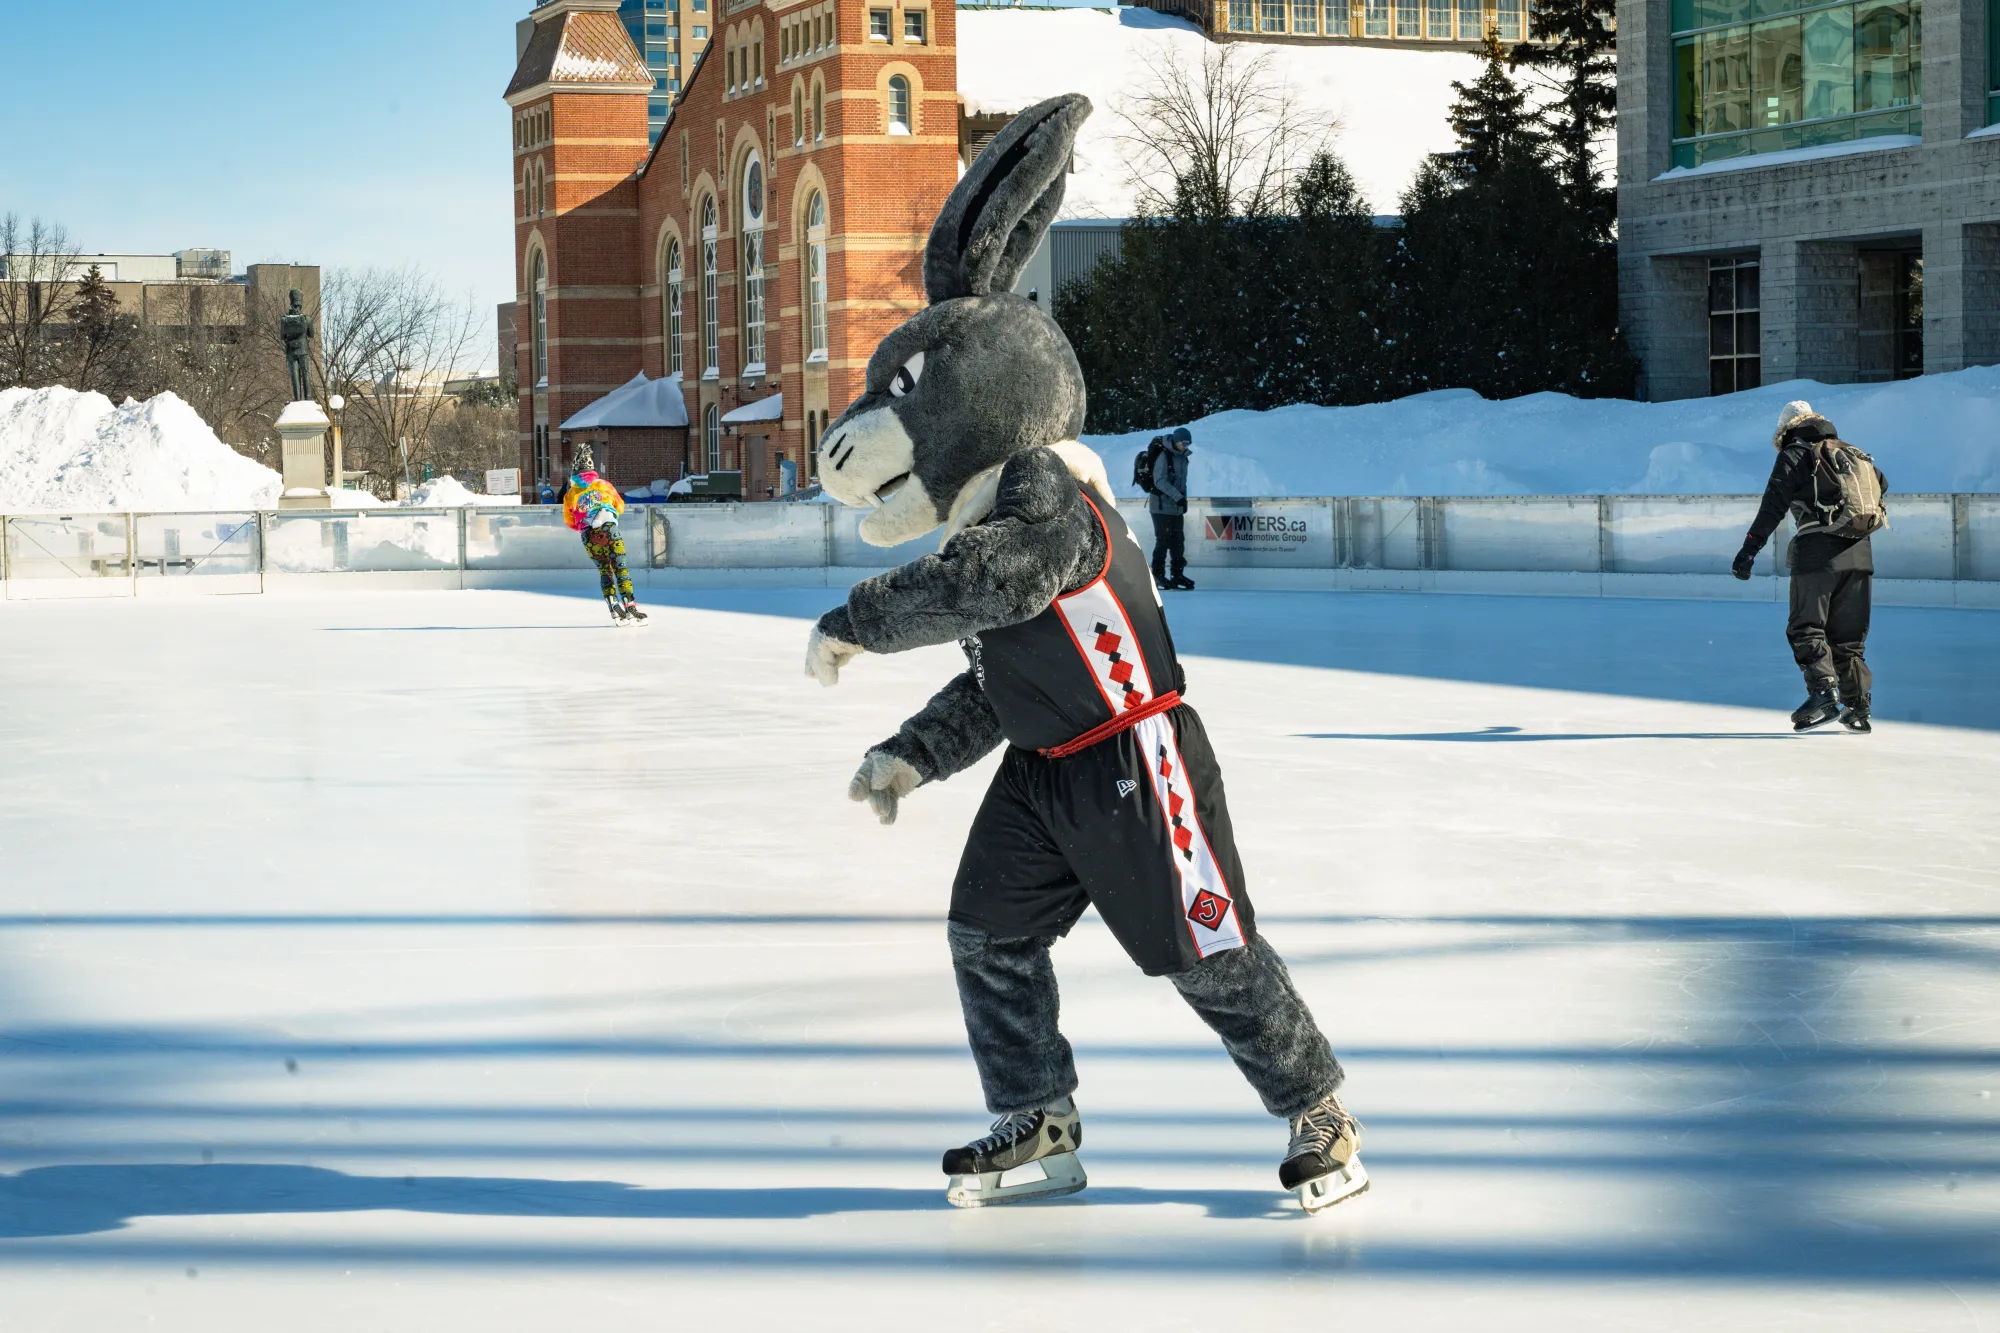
[1297,1157,1370,1215]
[946,1152,1087,1208]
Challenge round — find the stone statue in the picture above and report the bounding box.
[280,289,314,403]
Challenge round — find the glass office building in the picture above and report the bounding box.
[1670,0,1923,167]
[619,0,691,142]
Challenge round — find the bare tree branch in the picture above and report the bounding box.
[0,215,85,388]
[1113,44,1333,221]
[303,268,484,495]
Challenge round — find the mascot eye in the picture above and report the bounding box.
[888,351,925,398]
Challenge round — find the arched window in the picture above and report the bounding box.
[664,239,684,378]
[700,197,719,376]
[812,82,824,140]
[805,191,828,361]
[704,402,721,473]
[793,87,804,145]
[741,155,766,372]
[887,76,911,135]
[530,250,549,388]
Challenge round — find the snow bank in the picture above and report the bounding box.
[406,476,484,507]
[957,7,1474,217]
[0,386,280,514]
[1085,367,2000,497]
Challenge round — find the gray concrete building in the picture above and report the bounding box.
[1618,0,2000,399]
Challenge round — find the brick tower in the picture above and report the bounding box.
[506,0,655,494]
[507,0,961,499]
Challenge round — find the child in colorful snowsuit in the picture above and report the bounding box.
[562,447,646,624]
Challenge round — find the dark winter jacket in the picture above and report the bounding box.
[1148,445,1190,516]
[1742,415,1887,575]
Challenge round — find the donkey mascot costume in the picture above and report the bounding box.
[804,94,1365,1213]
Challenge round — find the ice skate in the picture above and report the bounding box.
[1281,1091,1368,1214]
[1791,681,1840,731]
[1170,574,1196,591]
[620,599,649,625]
[1840,693,1872,733]
[943,1096,1086,1207]
[605,597,629,625]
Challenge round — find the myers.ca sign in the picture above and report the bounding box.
[1193,501,1331,566]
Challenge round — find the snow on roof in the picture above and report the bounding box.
[956,7,1477,216]
[506,9,651,98]
[559,373,692,430]
[721,393,784,425]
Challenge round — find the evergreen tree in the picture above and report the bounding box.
[1511,0,1618,235]
[1444,33,1544,181]
[1387,47,1634,398]
[68,265,140,395]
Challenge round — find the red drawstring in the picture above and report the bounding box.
[1038,691,1182,760]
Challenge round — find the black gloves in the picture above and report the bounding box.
[1731,540,1759,581]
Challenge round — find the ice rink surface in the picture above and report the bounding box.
[1,586,1996,1331]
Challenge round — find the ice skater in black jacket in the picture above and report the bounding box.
[1732,399,1888,733]
[801,95,1364,1214]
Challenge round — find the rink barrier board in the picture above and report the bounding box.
[4,497,1998,605]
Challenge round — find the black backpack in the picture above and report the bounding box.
[1132,438,1165,495]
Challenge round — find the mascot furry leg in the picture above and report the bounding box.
[805,94,1364,1215]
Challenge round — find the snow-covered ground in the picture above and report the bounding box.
[0,386,281,514]
[1090,364,2000,498]
[0,386,517,513]
[0,587,1995,1329]
[957,7,1474,218]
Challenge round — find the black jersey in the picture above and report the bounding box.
[971,485,1186,754]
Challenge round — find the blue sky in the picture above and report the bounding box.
[0,0,1114,373]
[0,0,528,370]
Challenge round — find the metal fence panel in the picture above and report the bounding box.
[665,502,828,568]
[1607,497,1759,575]
[1342,498,1424,570]
[266,510,462,574]
[464,507,594,570]
[1438,496,1600,572]
[1968,497,2000,581]
[2,514,132,586]
[134,512,260,578]
[1868,494,1955,581]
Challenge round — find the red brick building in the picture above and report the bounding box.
[505,0,960,499]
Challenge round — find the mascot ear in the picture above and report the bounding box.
[924,93,1092,304]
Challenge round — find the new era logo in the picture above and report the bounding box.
[1116,779,1138,798]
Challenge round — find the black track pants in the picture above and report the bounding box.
[948,924,1343,1118]
[1788,567,1871,699]
[1150,513,1186,581]
[949,706,1253,976]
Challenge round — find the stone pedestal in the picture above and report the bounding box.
[275,400,331,509]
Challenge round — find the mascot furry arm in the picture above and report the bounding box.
[802,94,1109,823]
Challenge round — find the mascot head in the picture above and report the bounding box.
[817,94,1092,546]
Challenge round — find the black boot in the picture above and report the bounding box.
[1791,680,1840,731]
[1171,573,1196,590]
[1840,693,1872,734]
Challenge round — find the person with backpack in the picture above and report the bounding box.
[1136,426,1194,590]
[1732,400,1887,733]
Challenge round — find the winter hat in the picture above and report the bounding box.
[1170,426,1192,449]
[571,443,596,474]
[1772,400,1814,450]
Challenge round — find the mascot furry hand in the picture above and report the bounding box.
[805,93,1121,825]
